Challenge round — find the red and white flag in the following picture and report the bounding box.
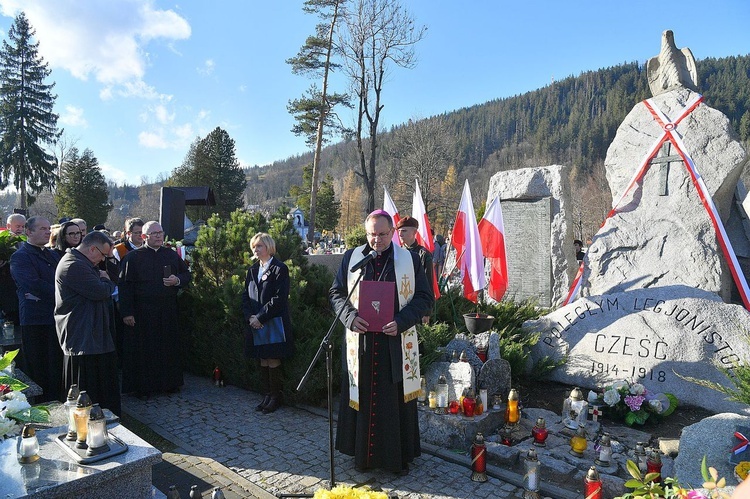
[412,180,434,253]
[478,196,508,302]
[412,179,440,299]
[451,180,486,302]
[383,186,401,247]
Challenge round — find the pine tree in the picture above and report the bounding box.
[55,148,112,226]
[315,174,340,232]
[170,127,246,220]
[0,12,61,209]
[287,0,349,243]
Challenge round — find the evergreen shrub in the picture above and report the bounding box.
[181,209,338,405]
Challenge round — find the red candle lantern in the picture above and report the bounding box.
[500,426,513,446]
[584,466,603,499]
[470,432,487,482]
[448,400,460,414]
[647,450,663,484]
[531,417,549,447]
[462,390,476,418]
[213,366,222,386]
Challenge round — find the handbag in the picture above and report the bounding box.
[253,316,286,345]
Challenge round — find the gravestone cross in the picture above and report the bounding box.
[649,141,683,195]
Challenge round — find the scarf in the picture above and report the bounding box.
[345,244,421,410]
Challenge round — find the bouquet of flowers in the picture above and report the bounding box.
[590,379,677,426]
[313,485,388,499]
[0,349,49,438]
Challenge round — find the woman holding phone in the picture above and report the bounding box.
[242,232,294,414]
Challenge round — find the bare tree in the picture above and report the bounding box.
[337,0,426,212]
[387,116,454,214]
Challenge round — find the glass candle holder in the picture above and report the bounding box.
[462,391,476,419]
[418,376,427,405]
[584,466,603,499]
[74,391,93,449]
[86,404,111,455]
[65,384,80,441]
[505,388,520,425]
[531,417,548,447]
[428,390,437,409]
[448,400,460,414]
[647,450,663,484]
[17,424,40,464]
[569,425,587,457]
[436,375,448,414]
[470,432,487,482]
[523,448,540,495]
[595,433,612,466]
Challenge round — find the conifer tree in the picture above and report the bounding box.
[170,127,246,220]
[287,0,349,243]
[0,12,61,209]
[55,148,112,226]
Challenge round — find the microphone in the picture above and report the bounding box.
[350,250,378,273]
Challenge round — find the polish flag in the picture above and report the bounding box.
[383,186,401,247]
[451,180,486,302]
[412,180,434,252]
[478,196,508,302]
[412,180,440,299]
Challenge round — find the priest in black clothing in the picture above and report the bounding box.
[119,221,190,397]
[329,210,433,475]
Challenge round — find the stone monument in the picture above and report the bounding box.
[486,165,577,307]
[527,31,750,414]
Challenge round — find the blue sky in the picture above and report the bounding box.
[0,0,748,187]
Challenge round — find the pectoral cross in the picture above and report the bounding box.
[649,141,683,196]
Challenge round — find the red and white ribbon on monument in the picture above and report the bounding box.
[563,93,750,310]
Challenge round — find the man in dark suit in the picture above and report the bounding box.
[9,216,63,402]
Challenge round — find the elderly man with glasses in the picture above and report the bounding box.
[118,221,190,399]
[55,231,120,415]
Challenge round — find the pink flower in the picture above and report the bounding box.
[624,394,645,411]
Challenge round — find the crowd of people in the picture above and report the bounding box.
[1,214,189,416]
[1,208,451,476]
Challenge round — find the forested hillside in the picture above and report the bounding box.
[246,54,750,239]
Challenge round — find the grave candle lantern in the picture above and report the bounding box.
[634,442,648,473]
[500,426,513,446]
[86,404,111,456]
[647,450,663,484]
[17,424,40,463]
[448,400,460,414]
[569,425,587,457]
[505,388,520,425]
[479,388,488,411]
[428,390,437,409]
[523,448,541,499]
[584,466,603,499]
[462,390,476,419]
[65,384,80,441]
[470,432,488,482]
[531,417,548,447]
[418,376,427,405]
[435,375,448,414]
[595,433,612,466]
[563,387,588,429]
[74,391,93,449]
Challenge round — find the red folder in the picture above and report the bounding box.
[358,280,396,332]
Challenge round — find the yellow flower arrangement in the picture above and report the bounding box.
[313,485,388,499]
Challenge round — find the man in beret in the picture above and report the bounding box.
[396,216,435,323]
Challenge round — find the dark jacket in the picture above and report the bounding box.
[10,242,60,325]
[54,248,117,355]
[242,256,294,359]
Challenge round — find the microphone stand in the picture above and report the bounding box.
[281,268,366,498]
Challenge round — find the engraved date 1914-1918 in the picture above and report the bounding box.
[590,362,666,382]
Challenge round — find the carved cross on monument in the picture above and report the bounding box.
[649,141,683,195]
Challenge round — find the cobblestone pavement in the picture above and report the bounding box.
[122,373,533,499]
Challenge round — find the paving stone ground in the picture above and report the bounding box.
[122,373,537,499]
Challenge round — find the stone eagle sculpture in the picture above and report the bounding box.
[646,30,698,96]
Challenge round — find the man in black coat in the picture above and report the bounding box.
[55,231,120,415]
[9,216,63,402]
[329,210,433,475]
